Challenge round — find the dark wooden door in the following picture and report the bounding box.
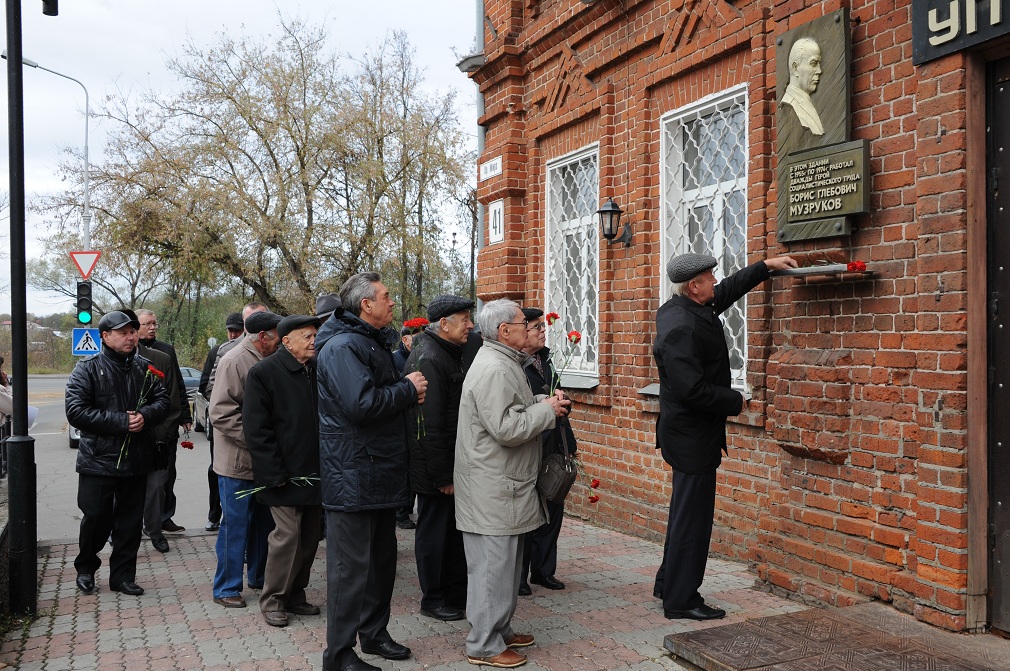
[988,54,1010,633]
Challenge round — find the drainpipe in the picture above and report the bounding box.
[474,0,486,312]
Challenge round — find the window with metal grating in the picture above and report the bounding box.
[545,145,599,386]
[661,86,749,388]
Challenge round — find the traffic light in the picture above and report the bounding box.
[76,281,93,325]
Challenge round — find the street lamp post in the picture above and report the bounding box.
[2,49,91,249]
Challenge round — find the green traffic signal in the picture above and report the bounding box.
[76,281,93,325]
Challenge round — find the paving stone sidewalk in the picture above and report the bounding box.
[0,519,808,671]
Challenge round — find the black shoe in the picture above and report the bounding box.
[339,660,381,671]
[76,573,96,594]
[395,518,416,530]
[205,521,220,532]
[653,589,662,599]
[420,605,466,621]
[518,583,532,596]
[112,581,145,596]
[360,639,411,660]
[161,520,186,533]
[531,575,565,590]
[152,537,170,553]
[664,604,726,620]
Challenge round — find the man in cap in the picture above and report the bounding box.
[316,271,428,671]
[245,314,324,627]
[210,310,283,608]
[198,311,246,532]
[66,310,172,596]
[405,295,474,622]
[654,251,796,620]
[135,308,192,533]
[316,292,342,321]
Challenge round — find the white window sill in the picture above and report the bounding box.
[559,373,600,390]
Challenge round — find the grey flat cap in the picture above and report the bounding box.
[315,293,342,318]
[278,314,321,339]
[225,312,244,331]
[667,252,718,283]
[427,295,475,322]
[244,311,282,334]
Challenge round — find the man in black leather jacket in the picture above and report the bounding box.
[66,311,172,597]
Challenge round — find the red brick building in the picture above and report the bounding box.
[463,0,1010,632]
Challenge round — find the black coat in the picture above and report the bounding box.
[524,347,577,459]
[66,347,172,477]
[653,261,770,474]
[405,329,464,494]
[315,311,417,512]
[139,337,193,425]
[243,346,321,507]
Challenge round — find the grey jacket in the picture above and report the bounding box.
[210,337,264,480]
[454,338,556,536]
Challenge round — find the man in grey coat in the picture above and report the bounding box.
[454,299,570,668]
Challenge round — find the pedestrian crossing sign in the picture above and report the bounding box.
[72,328,102,356]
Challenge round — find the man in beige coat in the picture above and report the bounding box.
[210,310,282,608]
[454,299,570,668]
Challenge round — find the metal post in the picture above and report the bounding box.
[5,0,39,616]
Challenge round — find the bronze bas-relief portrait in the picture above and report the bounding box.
[781,37,824,136]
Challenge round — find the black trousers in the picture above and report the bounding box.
[323,508,398,670]
[414,493,467,610]
[75,472,147,587]
[522,498,565,581]
[207,427,221,524]
[161,442,178,524]
[654,469,717,612]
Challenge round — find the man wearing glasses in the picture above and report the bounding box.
[454,299,571,668]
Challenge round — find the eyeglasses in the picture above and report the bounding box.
[501,319,528,328]
[528,323,546,332]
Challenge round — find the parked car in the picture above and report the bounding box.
[180,366,201,399]
[68,423,79,449]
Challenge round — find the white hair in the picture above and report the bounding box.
[477,299,519,342]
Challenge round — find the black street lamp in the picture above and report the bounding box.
[598,197,632,247]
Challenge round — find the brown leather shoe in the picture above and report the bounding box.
[213,595,247,608]
[503,633,535,648]
[286,602,321,616]
[466,649,527,667]
[263,610,289,627]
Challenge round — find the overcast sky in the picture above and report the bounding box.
[0,0,478,315]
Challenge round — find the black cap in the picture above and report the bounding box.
[666,252,718,283]
[427,295,476,322]
[521,307,544,322]
[244,311,282,334]
[225,312,244,331]
[278,315,322,339]
[400,327,412,337]
[315,293,342,318]
[98,310,140,333]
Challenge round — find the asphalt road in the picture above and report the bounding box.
[22,374,215,542]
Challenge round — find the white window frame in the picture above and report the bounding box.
[544,144,600,388]
[659,85,750,389]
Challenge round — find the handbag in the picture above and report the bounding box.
[535,421,577,503]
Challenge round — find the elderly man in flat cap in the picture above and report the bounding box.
[210,310,283,609]
[244,314,324,627]
[653,252,796,621]
[66,310,172,596]
[405,294,474,622]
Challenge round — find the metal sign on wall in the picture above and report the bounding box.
[912,0,1010,65]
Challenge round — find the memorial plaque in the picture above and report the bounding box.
[776,9,857,243]
[779,140,870,242]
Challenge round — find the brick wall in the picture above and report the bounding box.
[470,0,973,630]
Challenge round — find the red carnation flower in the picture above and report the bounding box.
[847,260,867,272]
[181,441,195,450]
[590,478,600,489]
[567,330,581,345]
[588,495,600,504]
[545,312,560,326]
[147,365,165,379]
[403,317,430,330]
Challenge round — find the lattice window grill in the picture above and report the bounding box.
[545,146,599,380]
[661,87,749,387]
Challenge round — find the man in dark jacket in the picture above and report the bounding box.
[136,309,192,533]
[519,308,578,595]
[245,314,323,628]
[316,272,427,671]
[66,310,172,596]
[653,252,796,621]
[405,295,474,622]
